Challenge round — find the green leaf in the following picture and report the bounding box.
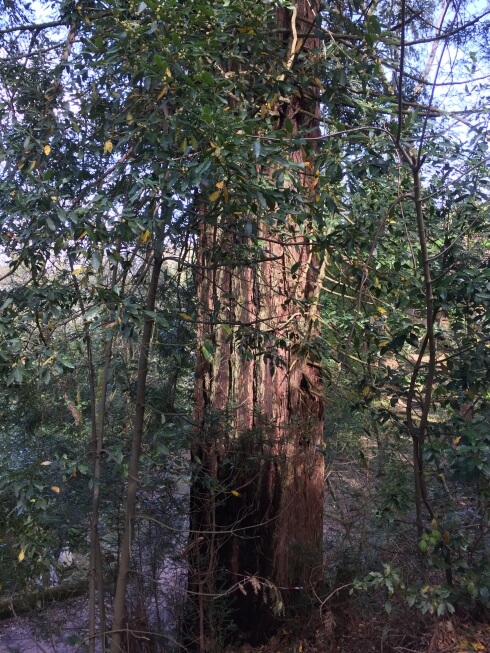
[202,105,213,124]
[201,339,214,364]
[59,357,75,369]
[46,217,56,231]
[91,251,101,272]
[284,118,294,135]
[153,54,168,71]
[84,305,102,321]
[7,366,23,386]
[0,298,13,311]
[200,71,215,87]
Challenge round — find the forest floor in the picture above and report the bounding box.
[2,429,490,652]
[2,595,490,653]
[228,611,490,652]
[0,596,89,653]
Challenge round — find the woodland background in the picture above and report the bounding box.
[1,0,490,651]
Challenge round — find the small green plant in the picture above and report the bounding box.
[406,584,456,616]
[417,528,442,553]
[353,564,458,616]
[352,564,405,614]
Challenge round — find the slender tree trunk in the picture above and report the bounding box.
[110,246,163,653]
[87,255,120,653]
[88,335,113,653]
[69,255,102,653]
[188,2,325,647]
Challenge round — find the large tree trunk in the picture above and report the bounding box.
[188,2,324,649]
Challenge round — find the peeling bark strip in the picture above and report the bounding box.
[189,1,325,647]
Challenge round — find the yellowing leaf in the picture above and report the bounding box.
[157,85,168,101]
[43,144,51,155]
[267,92,279,108]
[165,67,172,78]
[379,341,389,348]
[472,643,485,651]
[453,436,461,446]
[139,229,151,244]
[231,490,240,497]
[467,389,475,400]
[18,547,26,562]
[104,140,113,154]
[377,306,387,315]
[51,486,61,494]
[179,312,193,321]
[362,386,371,397]
[209,190,221,202]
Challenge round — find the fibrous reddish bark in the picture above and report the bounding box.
[188,1,324,648]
